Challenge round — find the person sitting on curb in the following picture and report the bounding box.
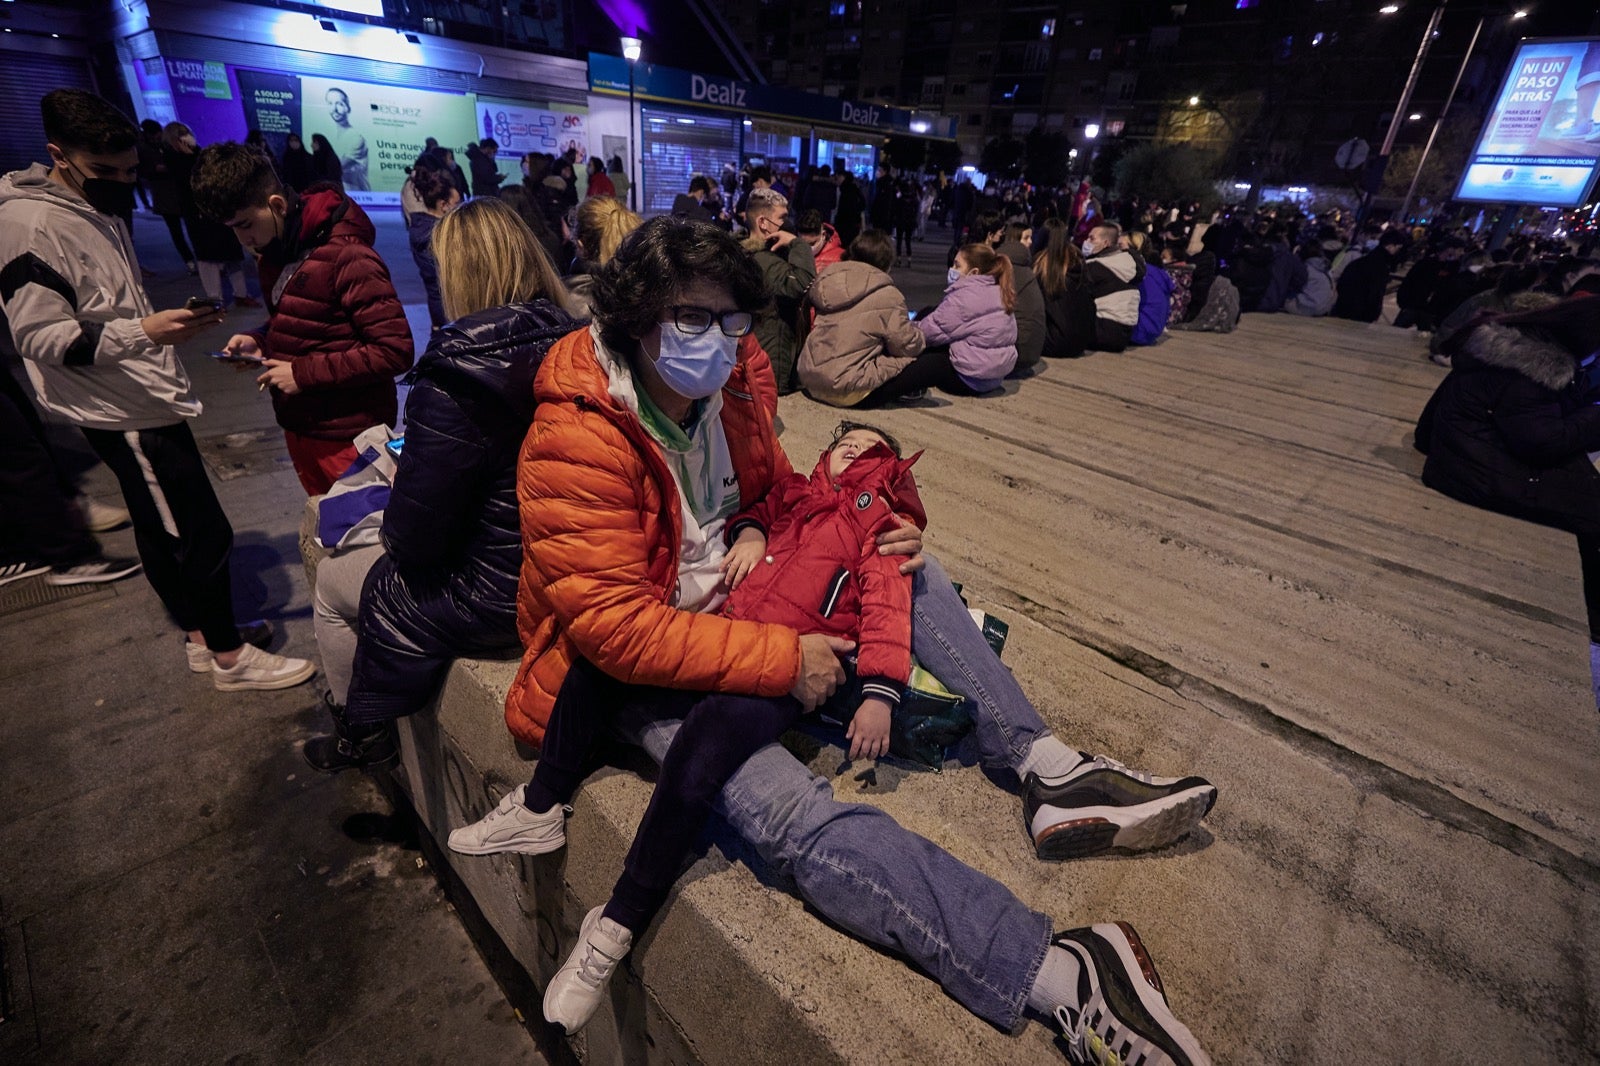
[193,142,414,495]
[859,241,1018,405]
[1036,218,1098,358]
[742,186,817,393]
[1081,221,1143,352]
[997,222,1046,374]
[445,215,1216,1065]
[1416,292,1600,707]
[302,198,579,772]
[796,229,924,407]
[0,89,311,690]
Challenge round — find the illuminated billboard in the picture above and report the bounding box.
[1455,37,1600,207]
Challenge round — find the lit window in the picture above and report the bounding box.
[1312,31,1324,46]
[1041,18,1055,37]
[830,2,846,15]
[1235,0,1257,8]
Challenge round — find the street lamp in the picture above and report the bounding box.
[1188,95,1200,107]
[620,35,641,211]
[1084,123,1100,139]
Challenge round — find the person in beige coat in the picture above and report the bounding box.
[798,230,925,407]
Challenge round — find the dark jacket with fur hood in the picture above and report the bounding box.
[1415,293,1600,536]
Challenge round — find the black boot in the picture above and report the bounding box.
[303,693,399,774]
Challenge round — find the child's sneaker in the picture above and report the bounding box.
[211,642,316,691]
[45,556,142,586]
[1052,923,1211,1066]
[186,620,275,673]
[447,784,568,856]
[543,906,632,1033]
[1023,755,1216,860]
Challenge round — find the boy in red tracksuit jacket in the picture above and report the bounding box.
[718,421,922,759]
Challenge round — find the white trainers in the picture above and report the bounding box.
[211,642,316,691]
[186,620,275,673]
[78,496,130,532]
[447,784,569,856]
[544,906,632,1034]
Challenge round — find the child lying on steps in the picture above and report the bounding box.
[448,422,1218,1050]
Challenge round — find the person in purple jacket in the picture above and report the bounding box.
[861,242,1018,405]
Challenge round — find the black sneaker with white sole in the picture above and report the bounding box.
[45,556,142,586]
[1023,754,1217,860]
[0,561,50,588]
[1052,923,1212,1066]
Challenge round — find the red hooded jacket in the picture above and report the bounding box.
[720,443,924,698]
[252,185,414,441]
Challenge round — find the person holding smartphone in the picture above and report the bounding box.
[0,89,316,690]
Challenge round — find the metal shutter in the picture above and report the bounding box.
[640,107,740,218]
[0,52,95,177]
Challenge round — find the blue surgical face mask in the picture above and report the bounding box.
[946,267,962,285]
[654,321,737,399]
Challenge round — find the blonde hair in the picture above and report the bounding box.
[432,197,570,321]
[575,196,642,266]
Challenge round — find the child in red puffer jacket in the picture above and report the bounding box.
[718,420,922,758]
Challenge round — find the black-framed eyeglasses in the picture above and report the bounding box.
[666,305,754,337]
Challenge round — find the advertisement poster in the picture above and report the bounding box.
[235,69,302,160]
[1455,37,1600,206]
[476,99,587,159]
[298,75,478,204]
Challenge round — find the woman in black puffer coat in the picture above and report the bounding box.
[1415,293,1600,701]
[304,197,580,771]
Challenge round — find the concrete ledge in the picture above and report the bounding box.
[389,657,1046,1064]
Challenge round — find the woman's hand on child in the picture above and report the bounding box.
[847,697,893,761]
[877,519,925,575]
[791,634,854,711]
[720,528,767,591]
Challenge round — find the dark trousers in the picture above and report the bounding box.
[81,421,241,652]
[160,213,194,263]
[528,657,802,934]
[0,368,97,566]
[860,347,984,407]
[1092,318,1134,353]
[1580,534,1600,643]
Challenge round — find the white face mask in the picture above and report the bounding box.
[946,267,962,284]
[1082,239,1097,257]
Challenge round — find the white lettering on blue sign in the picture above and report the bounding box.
[690,74,747,108]
[841,101,882,127]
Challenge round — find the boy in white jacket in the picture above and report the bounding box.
[0,89,313,691]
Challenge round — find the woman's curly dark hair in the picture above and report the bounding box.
[589,216,767,346]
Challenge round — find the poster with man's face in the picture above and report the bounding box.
[298,76,478,204]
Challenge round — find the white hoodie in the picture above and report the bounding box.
[0,163,199,428]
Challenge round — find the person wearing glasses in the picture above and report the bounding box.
[447,215,1217,1065]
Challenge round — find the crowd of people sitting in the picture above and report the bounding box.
[6,85,1599,1066]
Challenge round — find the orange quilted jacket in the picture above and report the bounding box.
[504,327,799,747]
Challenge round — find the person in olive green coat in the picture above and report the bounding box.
[742,187,816,393]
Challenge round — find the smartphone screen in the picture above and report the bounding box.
[385,437,405,456]
[207,350,262,366]
[186,297,223,312]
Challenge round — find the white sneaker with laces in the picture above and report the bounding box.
[211,642,316,691]
[186,620,275,673]
[544,906,632,1034]
[447,784,569,856]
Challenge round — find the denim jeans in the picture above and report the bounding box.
[909,553,1053,770]
[608,551,1054,1030]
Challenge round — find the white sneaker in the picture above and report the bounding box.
[211,642,316,691]
[186,620,275,673]
[544,906,632,1034]
[447,784,569,856]
[78,496,130,532]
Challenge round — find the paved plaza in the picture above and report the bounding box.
[2,210,1595,1064]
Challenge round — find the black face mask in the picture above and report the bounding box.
[258,198,303,264]
[64,159,136,218]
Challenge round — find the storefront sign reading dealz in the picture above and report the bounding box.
[589,53,955,140]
